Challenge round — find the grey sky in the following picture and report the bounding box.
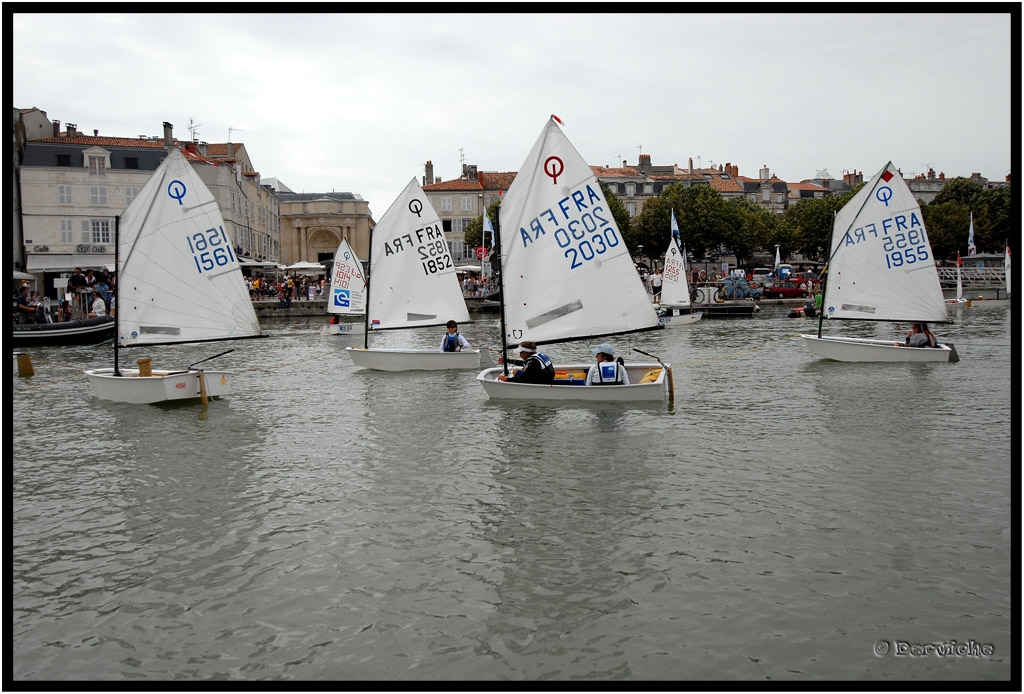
[12,11,1013,218]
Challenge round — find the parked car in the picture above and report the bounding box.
[749,267,773,286]
[762,280,810,299]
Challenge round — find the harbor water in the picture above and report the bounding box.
[11,304,1014,683]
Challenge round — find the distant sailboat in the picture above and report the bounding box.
[322,237,367,335]
[657,210,702,327]
[945,251,967,306]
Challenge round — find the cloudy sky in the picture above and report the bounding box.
[12,11,1012,218]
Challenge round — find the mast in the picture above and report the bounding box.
[362,225,374,349]
[114,215,121,376]
[494,201,509,379]
[816,211,835,339]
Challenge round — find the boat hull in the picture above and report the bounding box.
[476,362,670,402]
[346,347,482,371]
[13,316,115,347]
[801,335,958,363]
[84,368,235,404]
[659,311,702,327]
[321,322,365,336]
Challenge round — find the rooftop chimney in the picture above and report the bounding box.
[424,160,434,187]
[227,142,235,158]
[163,121,174,146]
[688,157,693,174]
[52,120,60,137]
[93,129,98,136]
[638,154,651,175]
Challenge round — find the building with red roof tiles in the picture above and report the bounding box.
[14,114,282,292]
[421,161,516,262]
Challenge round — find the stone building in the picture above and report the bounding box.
[273,190,374,267]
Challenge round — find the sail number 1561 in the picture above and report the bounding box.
[882,229,930,268]
[187,226,236,274]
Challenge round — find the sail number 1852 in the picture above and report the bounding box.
[418,239,453,275]
[882,229,930,268]
[187,226,236,273]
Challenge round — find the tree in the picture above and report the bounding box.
[599,182,631,242]
[462,200,501,249]
[782,192,851,263]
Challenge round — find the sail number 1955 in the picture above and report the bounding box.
[187,226,236,273]
[882,229,930,268]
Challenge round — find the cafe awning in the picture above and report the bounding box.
[26,254,114,272]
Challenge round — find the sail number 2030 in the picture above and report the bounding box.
[881,229,930,268]
[187,226,237,274]
[555,206,621,270]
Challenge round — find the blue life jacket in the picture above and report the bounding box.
[593,361,622,385]
[443,333,462,352]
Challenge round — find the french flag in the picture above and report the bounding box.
[371,319,380,329]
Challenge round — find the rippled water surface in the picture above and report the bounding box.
[11,305,1014,683]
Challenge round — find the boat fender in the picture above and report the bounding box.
[639,368,661,384]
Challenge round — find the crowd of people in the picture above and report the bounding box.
[459,274,496,298]
[13,267,115,324]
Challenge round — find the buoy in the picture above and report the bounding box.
[137,357,152,377]
[17,353,35,377]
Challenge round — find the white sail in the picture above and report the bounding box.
[327,237,366,315]
[497,117,660,345]
[823,162,947,323]
[1005,244,1011,297]
[955,254,963,302]
[365,177,469,330]
[117,147,261,345]
[660,234,691,308]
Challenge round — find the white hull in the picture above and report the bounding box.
[321,322,366,336]
[346,347,482,371]
[84,367,235,404]
[800,335,958,363]
[947,298,1011,309]
[476,362,671,402]
[659,311,702,327]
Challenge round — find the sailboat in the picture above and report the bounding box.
[476,116,672,402]
[345,178,482,370]
[1005,243,1011,299]
[85,146,266,403]
[945,251,967,306]
[801,162,958,363]
[656,210,702,327]
[321,237,367,335]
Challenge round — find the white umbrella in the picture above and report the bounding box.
[14,270,35,280]
[282,261,324,274]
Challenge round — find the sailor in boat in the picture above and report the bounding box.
[899,323,937,348]
[440,320,471,352]
[497,341,555,384]
[586,342,630,386]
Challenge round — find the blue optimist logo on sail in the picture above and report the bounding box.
[333,288,351,308]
